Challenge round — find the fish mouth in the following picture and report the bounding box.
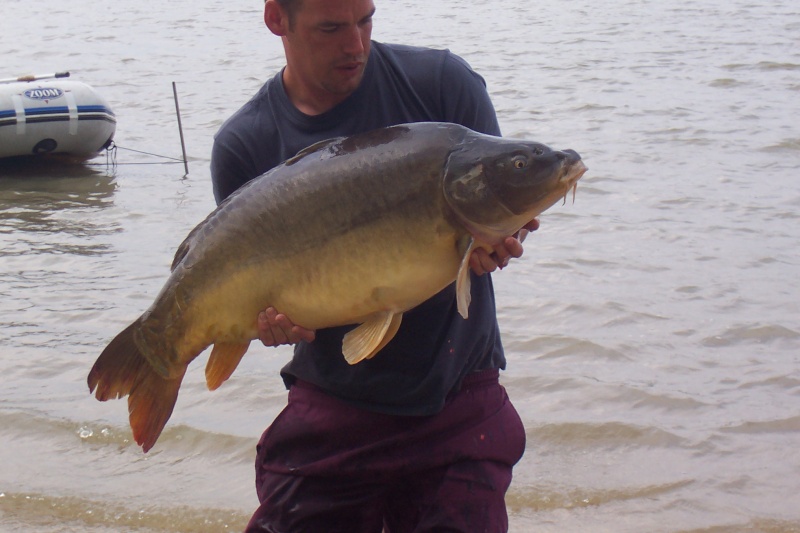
[562,159,588,205]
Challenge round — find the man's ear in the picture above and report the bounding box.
[264,0,289,36]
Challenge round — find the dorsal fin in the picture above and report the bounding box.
[171,238,192,271]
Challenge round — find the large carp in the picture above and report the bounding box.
[88,122,587,452]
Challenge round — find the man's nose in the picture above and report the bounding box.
[342,26,366,56]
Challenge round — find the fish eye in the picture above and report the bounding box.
[513,156,527,169]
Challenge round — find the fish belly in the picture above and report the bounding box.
[171,213,461,361]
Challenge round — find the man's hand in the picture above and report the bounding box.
[257,307,316,347]
[468,218,540,275]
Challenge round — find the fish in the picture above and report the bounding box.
[88,122,587,452]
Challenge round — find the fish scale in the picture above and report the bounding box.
[88,121,586,452]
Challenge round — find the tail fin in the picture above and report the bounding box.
[88,322,186,453]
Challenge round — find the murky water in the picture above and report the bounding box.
[2,0,799,531]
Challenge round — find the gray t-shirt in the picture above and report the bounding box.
[211,41,506,415]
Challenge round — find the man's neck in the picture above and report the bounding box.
[281,69,350,116]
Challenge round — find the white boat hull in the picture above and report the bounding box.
[0,79,116,160]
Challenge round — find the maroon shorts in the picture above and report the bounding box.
[245,369,526,533]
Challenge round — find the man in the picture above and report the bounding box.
[211,1,537,531]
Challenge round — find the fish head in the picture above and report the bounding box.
[443,134,587,244]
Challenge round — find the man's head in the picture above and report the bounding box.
[265,0,375,116]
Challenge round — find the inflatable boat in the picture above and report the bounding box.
[0,72,116,160]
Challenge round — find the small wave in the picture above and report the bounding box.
[504,375,585,394]
[0,491,249,533]
[602,309,669,328]
[675,285,702,294]
[527,421,685,449]
[709,78,749,88]
[760,138,800,152]
[78,421,256,462]
[701,323,800,347]
[535,337,632,362]
[719,415,800,434]
[0,410,255,462]
[573,257,618,268]
[147,424,256,461]
[675,517,800,533]
[609,386,711,412]
[571,103,617,112]
[757,61,800,71]
[738,375,800,392]
[507,479,693,512]
[721,61,800,72]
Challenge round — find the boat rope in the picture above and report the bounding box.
[110,143,187,163]
[84,142,187,169]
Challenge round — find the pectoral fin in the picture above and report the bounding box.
[456,237,479,319]
[205,341,251,391]
[342,311,403,365]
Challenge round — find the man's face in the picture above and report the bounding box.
[281,0,375,109]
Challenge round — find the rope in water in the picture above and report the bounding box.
[83,142,187,169]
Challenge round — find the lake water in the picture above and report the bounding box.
[1,0,799,531]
